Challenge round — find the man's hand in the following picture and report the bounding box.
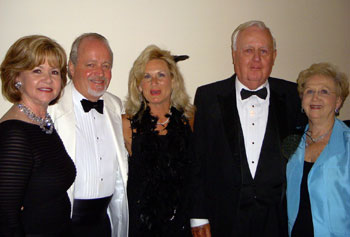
[191,223,211,237]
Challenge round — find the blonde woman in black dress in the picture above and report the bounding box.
[122,45,195,236]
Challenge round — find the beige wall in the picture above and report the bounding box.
[1,0,349,120]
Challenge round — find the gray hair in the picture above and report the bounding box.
[231,20,276,51]
[68,33,113,78]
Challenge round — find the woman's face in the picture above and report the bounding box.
[139,59,173,108]
[301,75,342,122]
[17,59,62,108]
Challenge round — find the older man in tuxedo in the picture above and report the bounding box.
[49,33,128,237]
[191,20,306,236]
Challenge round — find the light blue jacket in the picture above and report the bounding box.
[287,119,350,237]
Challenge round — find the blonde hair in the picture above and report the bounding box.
[297,62,349,112]
[125,45,194,119]
[1,35,67,104]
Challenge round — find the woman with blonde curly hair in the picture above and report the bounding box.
[123,45,194,236]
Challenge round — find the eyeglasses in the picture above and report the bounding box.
[303,89,336,97]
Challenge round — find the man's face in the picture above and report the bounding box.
[232,26,276,90]
[69,38,112,101]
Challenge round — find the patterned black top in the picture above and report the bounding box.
[0,120,76,236]
[127,106,193,237]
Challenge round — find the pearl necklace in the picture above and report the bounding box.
[17,104,54,134]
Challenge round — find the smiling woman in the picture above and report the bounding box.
[16,60,62,109]
[286,62,350,236]
[0,35,76,236]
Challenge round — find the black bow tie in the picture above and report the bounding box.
[240,87,267,100]
[81,99,104,114]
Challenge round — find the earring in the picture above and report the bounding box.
[335,108,339,115]
[15,81,22,89]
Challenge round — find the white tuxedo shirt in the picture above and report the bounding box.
[48,81,128,237]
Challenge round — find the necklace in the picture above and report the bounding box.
[156,110,172,126]
[306,129,331,144]
[17,104,54,134]
[156,117,170,126]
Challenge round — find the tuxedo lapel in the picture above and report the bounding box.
[255,87,286,181]
[269,89,289,141]
[217,91,239,158]
[48,82,77,206]
[103,96,128,185]
[217,79,246,180]
[102,94,129,237]
[49,82,77,162]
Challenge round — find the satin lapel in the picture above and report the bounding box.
[269,89,288,141]
[103,96,128,186]
[48,82,77,206]
[255,89,287,180]
[217,85,244,171]
[54,112,76,161]
[49,82,77,163]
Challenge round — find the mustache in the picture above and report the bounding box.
[87,76,108,82]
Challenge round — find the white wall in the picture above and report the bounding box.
[1,0,349,119]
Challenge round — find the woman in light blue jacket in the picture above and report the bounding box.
[286,62,350,237]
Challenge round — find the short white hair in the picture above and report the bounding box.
[231,20,276,51]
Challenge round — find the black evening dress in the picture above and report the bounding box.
[127,106,193,237]
[0,120,76,236]
[291,161,314,237]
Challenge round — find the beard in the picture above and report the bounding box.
[87,76,108,98]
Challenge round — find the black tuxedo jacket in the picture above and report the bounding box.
[192,75,306,236]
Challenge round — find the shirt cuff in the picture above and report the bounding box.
[190,218,209,227]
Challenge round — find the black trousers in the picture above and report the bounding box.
[71,196,112,237]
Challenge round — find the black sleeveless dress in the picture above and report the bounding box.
[127,107,193,237]
[0,120,76,236]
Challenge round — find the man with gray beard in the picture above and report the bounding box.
[49,33,128,237]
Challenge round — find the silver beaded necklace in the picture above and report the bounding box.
[156,117,170,126]
[305,129,331,146]
[17,103,54,134]
[156,110,172,127]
